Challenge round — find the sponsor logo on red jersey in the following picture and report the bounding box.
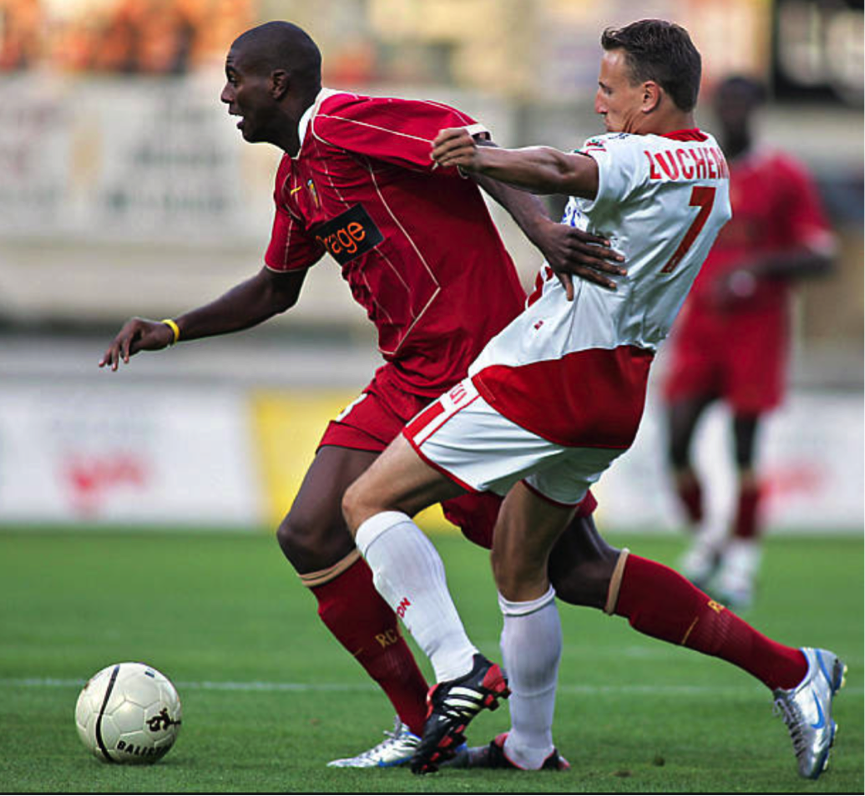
[313,204,384,265]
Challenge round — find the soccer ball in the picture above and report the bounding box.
[75,662,182,764]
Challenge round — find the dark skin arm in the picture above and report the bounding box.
[474,170,626,296]
[437,130,616,298]
[713,248,834,307]
[99,266,307,370]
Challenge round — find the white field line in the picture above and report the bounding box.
[1,677,861,697]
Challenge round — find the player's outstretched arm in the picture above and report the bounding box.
[99,266,307,371]
[433,128,599,198]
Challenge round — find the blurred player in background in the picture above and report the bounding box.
[344,21,844,780]
[663,76,836,608]
[99,18,638,769]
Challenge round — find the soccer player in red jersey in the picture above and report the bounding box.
[100,23,834,774]
[663,76,836,608]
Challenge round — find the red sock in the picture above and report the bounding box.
[676,476,703,524]
[311,559,428,735]
[615,555,807,690]
[733,482,761,539]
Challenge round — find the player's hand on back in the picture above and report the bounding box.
[537,219,626,299]
[99,318,175,371]
[431,128,481,171]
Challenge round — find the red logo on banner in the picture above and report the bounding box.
[61,453,148,516]
[761,465,823,505]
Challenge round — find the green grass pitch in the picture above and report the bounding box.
[0,528,861,793]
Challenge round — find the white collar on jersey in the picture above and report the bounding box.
[298,87,340,146]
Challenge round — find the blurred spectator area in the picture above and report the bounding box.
[0,0,862,387]
[0,0,254,73]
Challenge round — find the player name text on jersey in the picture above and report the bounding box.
[644,146,729,182]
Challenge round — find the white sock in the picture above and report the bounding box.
[355,511,477,682]
[499,587,561,769]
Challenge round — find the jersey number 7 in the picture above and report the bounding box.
[660,186,716,274]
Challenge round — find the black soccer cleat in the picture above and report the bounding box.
[411,653,510,775]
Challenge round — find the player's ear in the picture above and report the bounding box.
[642,81,662,114]
[270,69,289,100]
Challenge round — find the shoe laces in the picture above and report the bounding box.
[354,719,413,761]
[773,696,809,755]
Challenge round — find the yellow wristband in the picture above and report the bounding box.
[161,318,180,345]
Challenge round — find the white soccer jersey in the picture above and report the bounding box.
[468,129,731,451]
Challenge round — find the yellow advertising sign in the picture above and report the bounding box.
[249,389,452,533]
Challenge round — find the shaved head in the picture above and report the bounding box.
[232,21,322,93]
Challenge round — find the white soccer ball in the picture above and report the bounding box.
[75,662,182,764]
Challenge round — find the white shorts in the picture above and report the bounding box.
[402,377,624,507]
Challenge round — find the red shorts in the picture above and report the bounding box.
[319,365,596,550]
[663,305,788,414]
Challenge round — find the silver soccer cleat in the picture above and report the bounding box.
[772,647,847,779]
[327,716,420,768]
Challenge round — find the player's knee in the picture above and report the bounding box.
[490,544,550,602]
[491,563,533,603]
[489,545,506,591]
[275,512,311,561]
[548,543,619,609]
[490,544,519,598]
[276,507,353,572]
[340,479,368,536]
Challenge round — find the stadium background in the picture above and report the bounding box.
[0,0,861,536]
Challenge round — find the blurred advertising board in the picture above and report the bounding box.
[0,382,260,527]
[0,380,860,534]
[595,388,864,534]
[0,73,277,243]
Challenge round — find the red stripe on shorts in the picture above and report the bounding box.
[404,400,445,441]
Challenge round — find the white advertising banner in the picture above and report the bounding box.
[0,383,261,528]
[0,73,275,243]
[0,379,860,532]
[594,389,864,534]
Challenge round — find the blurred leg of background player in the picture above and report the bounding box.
[667,395,768,608]
[718,412,764,606]
[667,393,723,584]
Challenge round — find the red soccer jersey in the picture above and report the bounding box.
[264,89,526,397]
[685,147,832,315]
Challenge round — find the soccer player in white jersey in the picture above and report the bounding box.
[342,19,846,780]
